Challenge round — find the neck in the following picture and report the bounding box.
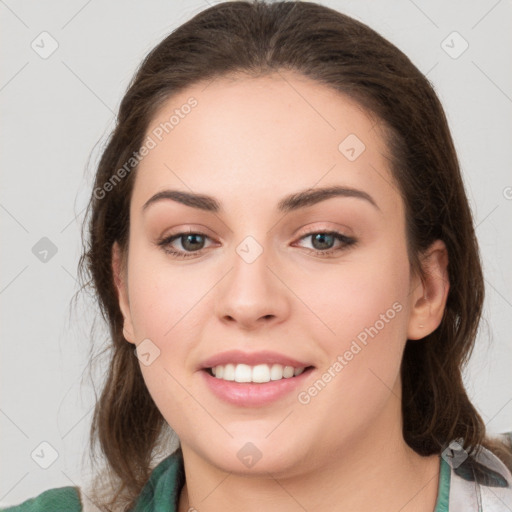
[177,395,440,512]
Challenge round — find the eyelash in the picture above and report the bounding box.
[157,229,357,259]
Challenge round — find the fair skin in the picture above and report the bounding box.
[112,70,450,512]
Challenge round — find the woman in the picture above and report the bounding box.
[3,1,511,511]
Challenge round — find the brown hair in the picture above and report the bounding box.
[77,1,511,510]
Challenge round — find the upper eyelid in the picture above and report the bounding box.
[294,222,352,238]
[161,220,352,239]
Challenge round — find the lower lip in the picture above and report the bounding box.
[201,367,314,407]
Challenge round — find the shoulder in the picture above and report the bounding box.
[0,486,82,512]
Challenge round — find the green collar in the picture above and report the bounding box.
[131,449,185,512]
[434,456,451,512]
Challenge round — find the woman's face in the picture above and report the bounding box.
[113,71,440,476]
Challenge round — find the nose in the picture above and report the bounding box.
[214,243,291,331]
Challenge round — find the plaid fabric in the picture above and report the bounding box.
[442,436,512,511]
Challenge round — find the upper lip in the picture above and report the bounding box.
[199,350,313,370]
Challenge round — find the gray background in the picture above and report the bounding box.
[1,0,511,506]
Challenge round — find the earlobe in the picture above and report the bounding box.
[112,241,136,344]
[407,240,450,340]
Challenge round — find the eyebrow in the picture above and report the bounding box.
[142,185,380,214]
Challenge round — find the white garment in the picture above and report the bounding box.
[447,437,512,511]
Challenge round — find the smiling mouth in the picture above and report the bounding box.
[204,363,315,383]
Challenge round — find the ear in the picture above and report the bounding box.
[112,241,136,344]
[407,239,450,340]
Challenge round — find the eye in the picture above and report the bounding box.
[157,229,357,260]
[294,230,357,256]
[157,230,214,259]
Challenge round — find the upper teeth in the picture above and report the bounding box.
[211,363,305,383]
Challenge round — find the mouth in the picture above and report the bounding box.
[198,350,316,405]
[203,363,315,383]
[201,363,315,407]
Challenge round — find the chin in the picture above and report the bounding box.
[198,436,310,477]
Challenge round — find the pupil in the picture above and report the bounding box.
[183,234,204,251]
[313,233,334,250]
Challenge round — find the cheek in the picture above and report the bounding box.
[125,247,216,399]
[125,256,210,425]
[126,246,207,341]
[298,247,410,348]
[299,244,410,402]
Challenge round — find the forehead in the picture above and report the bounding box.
[132,70,400,216]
